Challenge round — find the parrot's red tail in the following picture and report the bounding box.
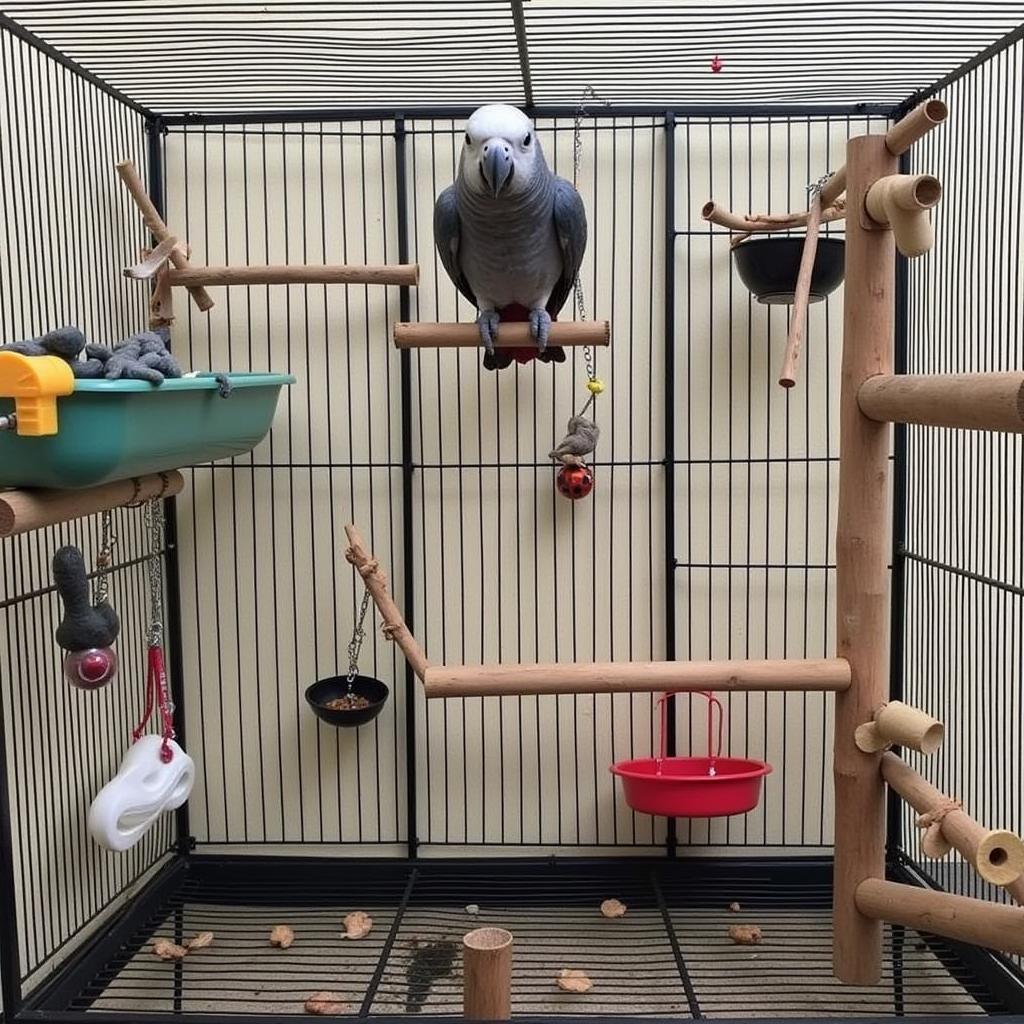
[481,304,567,371]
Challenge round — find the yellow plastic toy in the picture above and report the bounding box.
[0,351,75,437]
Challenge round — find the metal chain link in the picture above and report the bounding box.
[572,85,601,386]
[144,498,165,648]
[93,508,116,606]
[807,172,832,198]
[346,586,372,682]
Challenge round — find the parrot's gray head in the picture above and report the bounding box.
[460,104,546,199]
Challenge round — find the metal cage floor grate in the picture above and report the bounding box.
[29,858,1019,1020]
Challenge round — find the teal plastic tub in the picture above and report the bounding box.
[0,373,294,489]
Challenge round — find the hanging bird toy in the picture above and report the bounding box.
[53,509,120,688]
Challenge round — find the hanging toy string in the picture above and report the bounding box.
[131,498,177,763]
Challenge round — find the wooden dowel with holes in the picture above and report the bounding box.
[422,657,851,698]
[859,373,1024,434]
[463,928,513,1020]
[343,524,429,680]
[115,160,214,312]
[394,321,609,349]
[855,878,1024,956]
[832,133,898,986]
[881,753,1024,901]
[778,196,822,388]
[0,471,184,538]
[168,264,420,288]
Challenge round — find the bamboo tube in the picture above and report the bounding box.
[463,927,513,1020]
[832,133,898,986]
[115,161,215,312]
[855,878,1024,956]
[422,657,851,698]
[168,264,419,288]
[885,99,949,157]
[854,701,944,755]
[881,753,1024,899]
[343,524,429,680]
[0,471,184,538]
[864,174,943,258]
[701,199,846,235]
[393,321,610,349]
[817,101,947,210]
[859,372,1024,434]
[778,196,822,388]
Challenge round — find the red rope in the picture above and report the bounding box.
[132,644,176,762]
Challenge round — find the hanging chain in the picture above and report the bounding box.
[144,498,165,648]
[346,586,372,682]
[93,509,116,606]
[572,85,601,390]
[807,173,831,198]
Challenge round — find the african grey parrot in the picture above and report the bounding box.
[433,104,588,371]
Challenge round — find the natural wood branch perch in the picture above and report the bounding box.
[422,657,852,698]
[854,700,944,755]
[343,524,429,680]
[168,264,419,288]
[393,321,610,349]
[778,195,822,388]
[701,199,846,240]
[882,753,1024,900]
[116,160,214,312]
[859,372,1024,433]
[855,878,1024,956]
[0,471,184,538]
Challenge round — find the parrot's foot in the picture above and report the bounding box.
[477,310,500,355]
[528,307,552,352]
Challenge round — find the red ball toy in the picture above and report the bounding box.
[556,464,595,500]
[64,647,118,690]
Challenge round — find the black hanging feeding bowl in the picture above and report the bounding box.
[732,236,845,305]
[306,675,389,728]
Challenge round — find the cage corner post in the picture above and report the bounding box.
[832,132,899,986]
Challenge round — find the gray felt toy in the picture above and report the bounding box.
[548,414,600,464]
[0,326,183,383]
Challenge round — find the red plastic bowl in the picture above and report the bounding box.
[610,755,772,817]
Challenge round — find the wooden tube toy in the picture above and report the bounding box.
[855,701,944,755]
[864,174,942,258]
[463,927,513,1020]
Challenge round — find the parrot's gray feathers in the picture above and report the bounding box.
[433,184,477,308]
[548,176,588,316]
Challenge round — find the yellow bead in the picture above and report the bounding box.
[586,378,605,395]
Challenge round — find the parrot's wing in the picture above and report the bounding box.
[548,176,588,317]
[433,184,477,308]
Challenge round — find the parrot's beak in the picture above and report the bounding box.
[480,139,514,197]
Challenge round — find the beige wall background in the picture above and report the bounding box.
[163,113,881,856]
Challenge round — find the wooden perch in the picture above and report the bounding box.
[859,373,1024,434]
[864,174,942,258]
[421,657,851,699]
[116,161,214,313]
[778,195,822,388]
[0,471,184,538]
[168,264,419,288]
[343,524,429,680]
[701,199,846,241]
[854,700,944,755]
[393,321,609,349]
[855,878,1024,956]
[882,753,1024,900]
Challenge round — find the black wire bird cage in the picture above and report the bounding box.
[0,3,1023,1022]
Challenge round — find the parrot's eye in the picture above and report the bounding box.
[523,132,532,146]
[465,133,472,146]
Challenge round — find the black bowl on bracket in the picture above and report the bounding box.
[732,236,846,305]
[306,674,389,728]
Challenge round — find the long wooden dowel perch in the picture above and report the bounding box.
[422,657,851,698]
[168,264,419,288]
[859,373,1024,434]
[0,471,184,538]
[343,524,429,680]
[855,878,1024,956]
[778,195,822,388]
[116,160,214,312]
[881,753,1024,900]
[394,321,610,349]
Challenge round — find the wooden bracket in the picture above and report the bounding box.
[855,700,944,755]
